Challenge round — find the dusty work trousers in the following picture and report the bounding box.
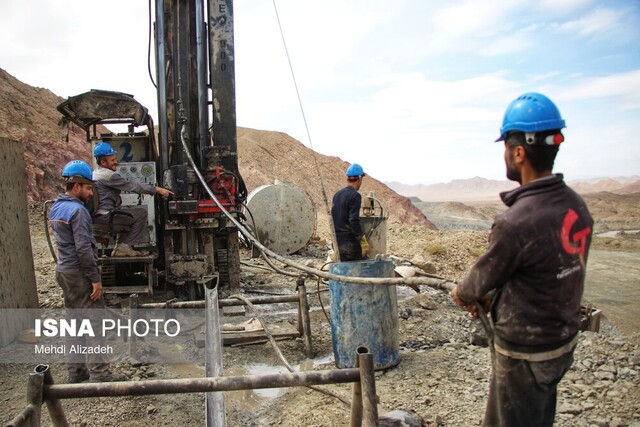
[482,349,575,427]
[56,270,110,378]
[94,206,149,245]
[337,239,364,261]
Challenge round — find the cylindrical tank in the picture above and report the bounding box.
[244,181,315,255]
[329,260,399,370]
[360,216,387,259]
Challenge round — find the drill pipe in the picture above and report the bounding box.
[44,369,361,400]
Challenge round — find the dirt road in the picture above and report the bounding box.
[583,250,640,335]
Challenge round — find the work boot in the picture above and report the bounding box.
[68,370,90,383]
[111,243,148,257]
[90,372,128,382]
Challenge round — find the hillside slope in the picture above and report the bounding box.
[0,68,95,200]
[0,68,435,233]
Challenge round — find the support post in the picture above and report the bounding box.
[356,347,378,426]
[296,276,313,358]
[6,370,44,427]
[350,355,363,427]
[129,294,139,359]
[36,365,69,427]
[205,282,226,426]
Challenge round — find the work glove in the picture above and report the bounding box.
[360,235,370,258]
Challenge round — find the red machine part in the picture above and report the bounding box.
[197,167,237,214]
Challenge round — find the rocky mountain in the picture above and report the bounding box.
[0,68,435,232]
[389,175,640,202]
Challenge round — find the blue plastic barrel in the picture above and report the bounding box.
[329,260,399,370]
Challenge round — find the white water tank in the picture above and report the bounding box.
[245,181,316,255]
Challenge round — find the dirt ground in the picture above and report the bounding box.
[1,206,639,426]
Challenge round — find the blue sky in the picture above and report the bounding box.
[1,0,639,184]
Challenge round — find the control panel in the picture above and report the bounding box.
[117,162,157,185]
[119,162,157,246]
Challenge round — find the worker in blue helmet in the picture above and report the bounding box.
[451,93,593,426]
[48,161,127,383]
[92,142,173,256]
[330,163,369,261]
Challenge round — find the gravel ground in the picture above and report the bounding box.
[1,208,639,426]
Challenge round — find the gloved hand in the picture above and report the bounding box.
[360,235,370,258]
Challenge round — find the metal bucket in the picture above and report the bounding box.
[329,260,399,370]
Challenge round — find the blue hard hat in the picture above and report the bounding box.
[496,92,566,141]
[62,160,93,184]
[346,163,365,178]
[93,141,117,157]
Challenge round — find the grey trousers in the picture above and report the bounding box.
[56,270,110,377]
[94,206,149,245]
[482,349,575,427]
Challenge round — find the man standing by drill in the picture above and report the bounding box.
[49,160,126,383]
[331,163,369,261]
[451,93,593,426]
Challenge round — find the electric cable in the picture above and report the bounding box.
[178,123,456,291]
[270,0,341,260]
[229,293,351,406]
[44,200,57,264]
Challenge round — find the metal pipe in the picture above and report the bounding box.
[356,347,378,426]
[44,369,361,399]
[205,284,226,426]
[35,365,69,427]
[194,0,209,168]
[5,404,37,427]
[155,0,170,171]
[6,371,45,427]
[350,355,363,427]
[129,294,139,358]
[138,293,300,309]
[296,280,313,358]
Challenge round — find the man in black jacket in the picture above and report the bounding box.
[331,163,368,261]
[451,93,593,426]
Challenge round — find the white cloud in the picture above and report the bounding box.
[558,70,640,110]
[558,6,623,36]
[1,0,639,184]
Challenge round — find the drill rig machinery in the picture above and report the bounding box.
[156,0,247,299]
[57,0,247,299]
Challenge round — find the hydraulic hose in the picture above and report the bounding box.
[179,124,455,292]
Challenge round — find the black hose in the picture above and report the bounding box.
[44,200,57,264]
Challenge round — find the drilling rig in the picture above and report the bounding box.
[57,0,247,299]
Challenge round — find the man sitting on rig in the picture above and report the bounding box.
[92,141,173,256]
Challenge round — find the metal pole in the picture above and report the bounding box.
[129,294,139,359]
[44,369,361,399]
[205,283,226,427]
[35,365,69,427]
[356,347,378,427]
[349,353,363,427]
[296,278,313,358]
[6,371,44,427]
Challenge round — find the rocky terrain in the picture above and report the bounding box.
[1,204,639,426]
[1,67,639,426]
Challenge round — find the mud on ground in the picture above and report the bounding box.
[1,205,639,426]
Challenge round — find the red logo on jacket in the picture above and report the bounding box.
[561,209,591,261]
